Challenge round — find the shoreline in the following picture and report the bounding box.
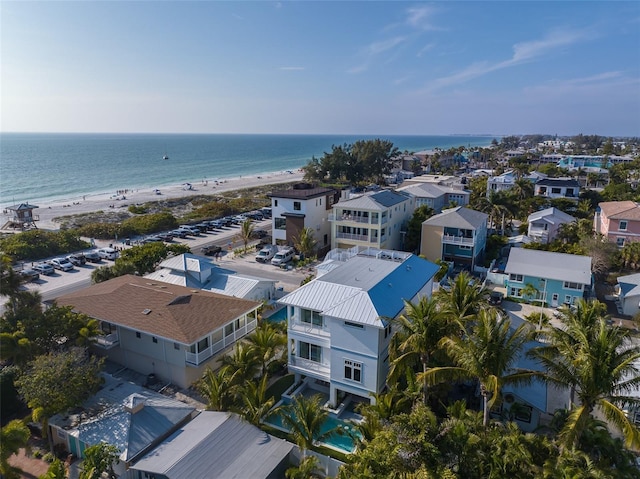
[2,169,305,231]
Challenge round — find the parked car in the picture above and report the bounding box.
[256,244,278,263]
[260,207,272,218]
[157,232,174,241]
[97,247,118,260]
[202,245,222,256]
[50,257,75,271]
[252,229,268,239]
[33,262,55,275]
[144,236,163,243]
[171,229,189,238]
[84,251,101,263]
[67,253,86,266]
[19,268,40,282]
[196,222,213,232]
[179,225,201,235]
[489,291,504,305]
[271,247,295,266]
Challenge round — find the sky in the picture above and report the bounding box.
[2,1,639,136]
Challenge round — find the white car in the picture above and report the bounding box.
[33,262,55,276]
[97,247,118,260]
[256,245,278,263]
[50,257,75,271]
[271,247,295,266]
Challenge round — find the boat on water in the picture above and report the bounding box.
[163,154,169,160]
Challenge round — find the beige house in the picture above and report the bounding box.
[56,275,261,388]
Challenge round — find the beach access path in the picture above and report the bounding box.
[4,169,304,231]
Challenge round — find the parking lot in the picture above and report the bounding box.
[14,218,308,304]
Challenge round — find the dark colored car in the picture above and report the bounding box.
[84,251,101,263]
[67,253,87,266]
[19,268,40,282]
[489,291,504,305]
[252,229,268,239]
[202,245,222,256]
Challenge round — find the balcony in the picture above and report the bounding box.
[329,214,371,224]
[185,319,257,366]
[442,234,474,245]
[289,356,330,377]
[336,232,370,242]
[95,332,119,349]
[289,317,331,338]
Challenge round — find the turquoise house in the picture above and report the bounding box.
[504,248,592,307]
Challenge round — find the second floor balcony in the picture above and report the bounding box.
[442,234,474,245]
[95,332,119,349]
[336,231,370,242]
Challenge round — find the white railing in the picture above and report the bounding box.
[290,318,331,337]
[329,214,371,224]
[95,332,119,349]
[290,356,330,375]
[442,234,474,245]
[185,319,257,366]
[336,232,369,242]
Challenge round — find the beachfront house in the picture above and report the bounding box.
[420,206,488,270]
[49,373,197,476]
[329,190,414,251]
[396,182,470,213]
[268,183,342,256]
[279,247,439,407]
[533,177,580,201]
[504,248,592,307]
[55,275,261,388]
[526,207,576,244]
[145,253,277,301]
[594,201,640,247]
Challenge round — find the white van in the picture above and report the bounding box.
[96,247,118,260]
[256,244,278,263]
[271,247,295,266]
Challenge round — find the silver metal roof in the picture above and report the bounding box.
[527,207,575,225]
[131,411,293,479]
[504,248,591,284]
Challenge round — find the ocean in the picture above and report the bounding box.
[0,133,496,206]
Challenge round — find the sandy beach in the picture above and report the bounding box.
[3,170,305,231]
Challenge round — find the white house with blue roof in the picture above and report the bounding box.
[278,246,439,407]
[504,248,592,307]
[329,190,414,251]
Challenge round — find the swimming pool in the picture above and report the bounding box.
[265,307,287,323]
[264,409,360,453]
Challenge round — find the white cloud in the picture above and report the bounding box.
[404,6,441,31]
[416,42,436,57]
[423,29,588,91]
[279,66,305,71]
[367,36,406,55]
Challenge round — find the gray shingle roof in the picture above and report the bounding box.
[422,206,488,229]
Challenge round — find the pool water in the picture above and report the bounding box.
[265,307,287,323]
[265,410,360,453]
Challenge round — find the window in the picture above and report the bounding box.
[563,281,582,291]
[298,341,321,362]
[384,324,392,338]
[617,237,625,247]
[174,342,180,350]
[551,187,561,194]
[301,309,323,327]
[513,405,533,423]
[274,200,278,207]
[324,234,328,246]
[620,220,628,231]
[510,287,523,298]
[136,332,141,339]
[344,360,362,382]
[275,217,287,230]
[565,295,572,304]
[344,321,364,329]
[152,336,158,343]
[294,201,301,211]
[539,186,547,194]
[225,323,234,336]
[510,274,524,282]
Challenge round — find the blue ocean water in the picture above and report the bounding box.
[0,133,495,206]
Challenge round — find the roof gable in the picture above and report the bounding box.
[423,206,488,229]
[598,201,640,220]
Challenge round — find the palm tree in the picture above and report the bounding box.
[281,394,340,457]
[425,309,535,427]
[437,271,488,326]
[531,301,640,449]
[0,332,33,366]
[198,367,238,411]
[389,296,457,404]
[236,218,255,252]
[220,342,260,384]
[293,227,318,260]
[236,375,277,426]
[0,419,30,479]
[285,455,321,479]
[246,323,286,376]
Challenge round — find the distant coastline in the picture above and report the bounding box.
[0,133,497,206]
